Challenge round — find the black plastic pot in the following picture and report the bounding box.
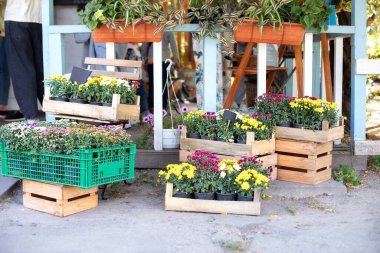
[236,138,246,144]
[173,192,192,199]
[55,97,69,102]
[90,101,103,106]
[194,192,215,200]
[293,123,303,129]
[277,121,292,127]
[237,194,254,202]
[69,98,87,104]
[200,135,212,140]
[49,97,57,101]
[216,137,224,142]
[102,102,112,107]
[187,132,201,139]
[216,192,237,201]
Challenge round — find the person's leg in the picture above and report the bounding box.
[0,36,10,113]
[136,79,148,114]
[162,61,170,110]
[147,63,154,111]
[30,23,44,105]
[5,21,38,119]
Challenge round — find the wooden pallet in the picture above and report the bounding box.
[180,126,275,157]
[275,118,344,143]
[276,139,333,184]
[179,150,278,180]
[23,180,98,217]
[43,94,140,122]
[165,183,261,216]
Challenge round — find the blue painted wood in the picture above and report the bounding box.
[42,0,54,77]
[203,37,217,112]
[312,41,321,98]
[350,1,367,141]
[284,58,293,96]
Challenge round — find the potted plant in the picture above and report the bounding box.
[44,75,71,102]
[183,110,204,139]
[84,76,103,106]
[234,169,269,201]
[233,114,273,144]
[215,159,241,201]
[188,151,220,199]
[215,120,235,142]
[199,112,218,140]
[256,93,292,127]
[78,0,184,43]
[69,83,87,104]
[238,157,272,180]
[158,162,197,198]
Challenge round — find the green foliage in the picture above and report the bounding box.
[333,165,361,187]
[284,0,332,33]
[135,125,153,150]
[372,156,380,172]
[78,0,184,33]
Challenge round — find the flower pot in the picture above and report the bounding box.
[200,135,213,140]
[162,129,180,149]
[194,192,215,200]
[173,192,192,199]
[187,132,201,139]
[216,137,224,142]
[92,22,164,43]
[89,101,103,106]
[234,21,305,46]
[102,102,112,107]
[55,97,69,102]
[216,192,237,201]
[293,123,303,129]
[69,98,87,104]
[236,138,246,144]
[237,194,254,202]
[277,121,292,127]
[49,97,57,101]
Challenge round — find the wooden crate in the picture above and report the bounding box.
[275,118,344,143]
[180,126,275,157]
[165,183,261,216]
[23,180,98,217]
[43,94,140,122]
[179,150,278,180]
[276,139,333,185]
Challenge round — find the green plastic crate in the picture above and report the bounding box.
[0,142,136,189]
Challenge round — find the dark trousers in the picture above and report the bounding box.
[148,61,170,111]
[5,21,44,119]
[136,79,148,113]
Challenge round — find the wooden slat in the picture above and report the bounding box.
[51,114,113,124]
[91,70,140,80]
[293,45,303,97]
[277,167,331,185]
[321,33,333,102]
[180,126,275,156]
[277,154,316,170]
[275,125,344,143]
[226,66,288,73]
[276,139,317,155]
[43,94,140,121]
[62,194,98,217]
[164,183,261,216]
[85,57,142,68]
[23,180,63,200]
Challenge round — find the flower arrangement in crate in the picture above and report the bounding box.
[289,97,339,130]
[233,113,274,144]
[255,93,341,130]
[0,120,132,154]
[45,75,139,106]
[159,150,271,201]
[183,110,274,143]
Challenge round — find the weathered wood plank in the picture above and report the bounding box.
[277,167,331,185]
[85,57,142,68]
[275,124,344,143]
